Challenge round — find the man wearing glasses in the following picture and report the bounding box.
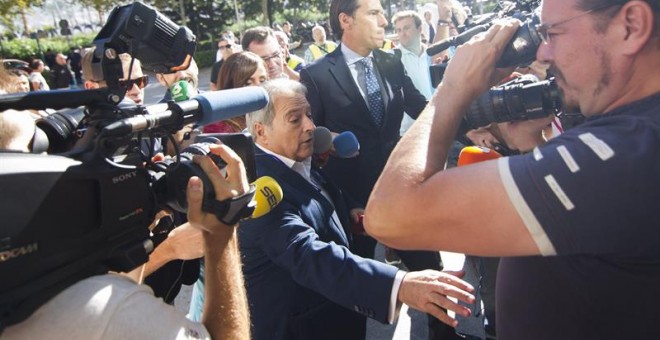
[241,27,286,79]
[366,0,660,339]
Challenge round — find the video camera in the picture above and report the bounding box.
[428,0,543,85]
[0,2,267,332]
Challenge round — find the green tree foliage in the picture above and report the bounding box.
[148,0,234,48]
[1,32,95,60]
[76,0,120,24]
[0,0,44,34]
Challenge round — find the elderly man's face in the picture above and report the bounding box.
[248,36,284,79]
[312,28,326,43]
[260,91,315,161]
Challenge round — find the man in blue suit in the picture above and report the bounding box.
[240,79,474,340]
[299,0,458,338]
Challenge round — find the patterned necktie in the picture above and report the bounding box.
[359,57,385,127]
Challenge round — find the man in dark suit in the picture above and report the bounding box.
[300,0,434,261]
[299,0,461,338]
[240,79,474,340]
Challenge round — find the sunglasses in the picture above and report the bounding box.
[219,44,233,50]
[118,75,149,89]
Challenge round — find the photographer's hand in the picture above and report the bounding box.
[187,143,250,340]
[441,19,521,103]
[398,270,475,328]
[366,18,541,257]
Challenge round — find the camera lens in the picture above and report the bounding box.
[465,77,562,129]
[36,108,86,153]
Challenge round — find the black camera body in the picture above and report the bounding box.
[464,76,562,129]
[0,2,265,332]
[0,152,155,328]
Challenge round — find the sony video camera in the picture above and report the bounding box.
[0,2,266,332]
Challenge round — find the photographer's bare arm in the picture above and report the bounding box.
[189,144,251,340]
[365,20,543,257]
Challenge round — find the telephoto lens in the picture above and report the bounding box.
[152,138,226,213]
[464,76,562,130]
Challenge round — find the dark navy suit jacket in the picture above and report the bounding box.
[238,148,399,340]
[300,46,428,206]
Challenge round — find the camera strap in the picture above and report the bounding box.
[204,184,257,226]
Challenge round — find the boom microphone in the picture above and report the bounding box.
[426,24,490,56]
[251,176,284,219]
[457,145,502,167]
[103,86,268,136]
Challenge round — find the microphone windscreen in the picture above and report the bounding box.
[252,176,284,219]
[457,146,502,167]
[333,131,360,158]
[313,126,333,154]
[195,87,269,126]
[170,80,192,102]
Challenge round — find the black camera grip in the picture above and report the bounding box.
[203,184,257,226]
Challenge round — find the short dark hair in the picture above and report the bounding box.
[575,0,659,36]
[241,26,274,51]
[29,59,44,70]
[330,0,360,40]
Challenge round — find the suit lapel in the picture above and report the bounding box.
[372,50,395,125]
[255,149,350,246]
[326,48,375,127]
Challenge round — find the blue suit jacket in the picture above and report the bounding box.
[300,46,428,206]
[239,148,399,340]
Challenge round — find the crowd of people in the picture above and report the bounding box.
[1,0,659,339]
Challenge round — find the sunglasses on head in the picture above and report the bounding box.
[118,75,149,89]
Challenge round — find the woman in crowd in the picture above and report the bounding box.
[202,51,268,133]
[190,51,268,321]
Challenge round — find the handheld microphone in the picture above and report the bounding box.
[170,80,193,102]
[313,126,333,155]
[102,86,268,136]
[426,24,490,56]
[457,145,502,167]
[251,176,284,219]
[333,131,360,158]
[313,127,360,158]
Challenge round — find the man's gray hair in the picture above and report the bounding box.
[246,78,308,138]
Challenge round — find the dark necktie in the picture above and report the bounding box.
[358,57,385,127]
